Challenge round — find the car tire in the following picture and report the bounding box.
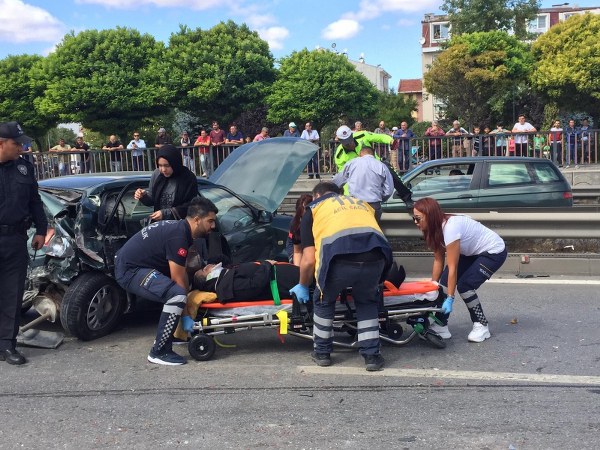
[60,272,126,341]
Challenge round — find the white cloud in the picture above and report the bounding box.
[0,0,64,43]
[257,26,289,50]
[76,0,224,9]
[343,0,440,21]
[245,13,277,29]
[322,19,362,40]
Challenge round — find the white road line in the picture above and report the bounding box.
[298,366,600,385]
[488,278,600,285]
[407,278,600,285]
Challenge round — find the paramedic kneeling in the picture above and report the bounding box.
[290,182,393,371]
[114,197,217,365]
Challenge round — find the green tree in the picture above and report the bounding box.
[531,13,600,121]
[266,49,380,130]
[163,21,276,127]
[36,28,168,139]
[0,54,57,147]
[424,31,534,128]
[368,92,417,129]
[441,0,540,39]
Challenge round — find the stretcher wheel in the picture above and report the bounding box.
[188,335,216,361]
[423,331,446,349]
[384,323,403,340]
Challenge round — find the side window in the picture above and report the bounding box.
[200,187,255,234]
[534,163,561,183]
[409,163,474,194]
[488,163,532,186]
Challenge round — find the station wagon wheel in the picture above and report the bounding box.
[188,334,216,361]
[60,272,126,341]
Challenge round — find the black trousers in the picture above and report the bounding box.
[0,233,28,351]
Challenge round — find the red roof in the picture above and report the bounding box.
[397,79,422,93]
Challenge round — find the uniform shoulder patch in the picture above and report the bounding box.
[177,248,187,258]
[17,165,28,176]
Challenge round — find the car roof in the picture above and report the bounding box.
[420,156,552,164]
[38,172,214,191]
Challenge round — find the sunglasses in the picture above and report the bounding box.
[412,216,423,224]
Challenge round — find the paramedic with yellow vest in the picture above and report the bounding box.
[289,182,393,371]
[334,125,393,173]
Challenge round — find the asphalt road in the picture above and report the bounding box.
[1,279,599,449]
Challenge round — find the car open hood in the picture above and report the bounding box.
[209,137,318,212]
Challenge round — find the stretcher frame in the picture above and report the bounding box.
[187,280,445,361]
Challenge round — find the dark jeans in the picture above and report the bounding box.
[514,143,528,157]
[398,145,410,170]
[436,248,507,325]
[0,233,28,351]
[132,155,144,171]
[307,154,319,176]
[114,261,187,352]
[313,258,385,356]
[429,145,442,160]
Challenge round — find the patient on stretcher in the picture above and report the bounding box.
[191,260,300,303]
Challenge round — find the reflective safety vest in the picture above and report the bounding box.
[334,131,393,173]
[310,194,392,292]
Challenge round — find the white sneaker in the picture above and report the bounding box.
[468,322,490,342]
[430,321,451,339]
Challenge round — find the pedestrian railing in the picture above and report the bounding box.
[29,131,600,181]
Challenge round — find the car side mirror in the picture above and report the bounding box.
[258,210,273,223]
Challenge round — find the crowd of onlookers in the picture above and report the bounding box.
[23,115,597,179]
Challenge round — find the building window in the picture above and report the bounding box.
[560,12,581,21]
[528,14,549,33]
[431,22,450,41]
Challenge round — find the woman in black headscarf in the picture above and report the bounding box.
[134,144,198,221]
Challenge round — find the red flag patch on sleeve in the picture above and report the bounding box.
[178,248,188,258]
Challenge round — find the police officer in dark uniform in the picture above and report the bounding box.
[0,121,47,365]
[114,197,217,366]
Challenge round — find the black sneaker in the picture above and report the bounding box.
[315,174,321,179]
[147,349,187,366]
[311,351,332,367]
[364,353,384,371]
[308,174,314,179]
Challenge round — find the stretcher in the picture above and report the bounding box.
[186,280,445,361]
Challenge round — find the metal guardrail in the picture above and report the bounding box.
[380,209,600,239]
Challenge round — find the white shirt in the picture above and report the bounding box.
[300,129,319,142]
[127,139,146,156]
[512,122,535,144]
[443,215,505,256]
[332,155,394,203]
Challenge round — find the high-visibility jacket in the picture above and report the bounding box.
[334,131,393,172]
[310,193,392,292]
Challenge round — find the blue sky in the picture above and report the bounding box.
[0,0,598,89]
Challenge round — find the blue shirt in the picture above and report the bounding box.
[393,129,414,151]
[283,129,300,137]
[332,154,394,203]
[116,220,193,277]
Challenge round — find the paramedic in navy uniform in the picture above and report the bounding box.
[290,182,393,371]
[0,121,48,365]
[114,197,217,365]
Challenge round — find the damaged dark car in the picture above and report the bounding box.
[25,138,317,341]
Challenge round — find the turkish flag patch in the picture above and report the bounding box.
[177,248,187,258]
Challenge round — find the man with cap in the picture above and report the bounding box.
[283,122,300,137]
[0,121,48,365]
[289,181,392,371]
[134,144,198,222]
[155,127,171,149]
[114,197,218,365]
[334,124,393,173]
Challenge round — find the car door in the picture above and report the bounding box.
[405,161,478,209]
[198,186,279,263]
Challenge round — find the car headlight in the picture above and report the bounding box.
[44,223,75,258]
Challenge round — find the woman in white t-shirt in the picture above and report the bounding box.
[412,198,507,342]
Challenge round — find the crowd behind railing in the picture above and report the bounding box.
[25,129,599,181]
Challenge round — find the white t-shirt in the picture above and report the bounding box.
[512,122,535,144]
[443,215,505,256]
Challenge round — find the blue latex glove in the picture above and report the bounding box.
[181,315,195,332]
[289,284,310,303]
[441,295,454,314]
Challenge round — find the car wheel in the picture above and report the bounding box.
[60,272,126,341]
[188,334,216,361]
